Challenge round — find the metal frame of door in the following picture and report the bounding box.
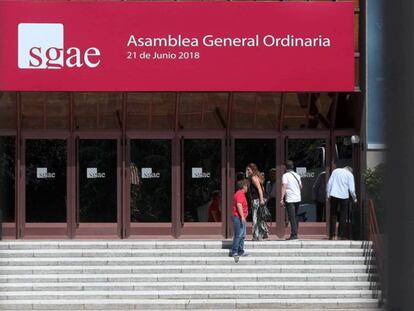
[282,131,331,237]
[71,132,122,238]
[19,131,70,238]
[176,130,227,238]
[124,131,175,238]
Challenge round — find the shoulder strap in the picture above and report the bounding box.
[289,171,301,188]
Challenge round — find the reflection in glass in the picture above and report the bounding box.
[184,139,221,222]
[130,140,171,222]
[336,136,354,168]
[178,93,228,129]
[0,92,17,129]
[336,93,361,129]
[74,93,122,130]
[21,92,69,129]
[283,93,334,129]
[235,139,276,222]
[26,139,67,222]
[288,139,326,222]
[79,140,117,223]
[0,137,15,222]
[127,93,175,130]
[231,93,281,129]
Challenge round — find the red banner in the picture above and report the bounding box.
[0,1,354,91]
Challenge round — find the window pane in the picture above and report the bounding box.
[0,137,15,222]
[21,92,69,129]
[183,139,221,223]
[79,139,117,222]
[130,140,172,223]
[336,136,354,168]
[283,93,310,129]
[232,93,280,129]
[127,92,175,130]
[309,93,335,129]
[288,138,326,222]
[74,92,122,130]
[178,93,228,129]
[25,139,67,223]
[335,93,361,129]
[0,92,16,130]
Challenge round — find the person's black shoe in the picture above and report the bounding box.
[286,235,298,241]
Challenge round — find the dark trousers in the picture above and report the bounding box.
[267,198,277,222]
[286,202,300,237]
[315,201,325,222]
[330,197,349,238]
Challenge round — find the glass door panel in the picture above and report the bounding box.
[181,139,223,235]
[335,136,356,237]
[77,139,118,236]
[130,139,172,236]
[0,137,15,238]
[287,138,327,236]
[25,139,67,236]
[234,139,277,233]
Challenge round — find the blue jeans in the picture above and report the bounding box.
[232,216,246,255]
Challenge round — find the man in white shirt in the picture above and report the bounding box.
[280,161,302,240]
[326,166,357,240]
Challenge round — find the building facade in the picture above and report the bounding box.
[0,0,364,239]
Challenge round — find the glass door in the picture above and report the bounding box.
[180,138,225,236]
[335,135,357,238]
[128,139,172,237]
[75,138,120,237]
[23,139,67,237]
[233,138,277,236]
[285,137,329,237]
[0,137,16,239]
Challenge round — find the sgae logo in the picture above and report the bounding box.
[18,23,101,69]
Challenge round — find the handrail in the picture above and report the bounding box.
[367,199,385,306]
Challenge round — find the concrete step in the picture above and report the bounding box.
[0,256,371,266]
[0,298,382,310]
[0,273,378,283]
[0,240,372,250]
[0,281,376,291]
[3,310,381,311]
[0,307,386,311]
[0,264,375,275]
[0,240,380,310]
[0,248,369,258]
[0,289,377,300]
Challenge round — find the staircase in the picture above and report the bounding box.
[0,240,382,310]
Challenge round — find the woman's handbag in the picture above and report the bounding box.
[258,201,272,222]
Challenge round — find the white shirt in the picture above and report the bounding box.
[282,171,302,203]
[327,168,357,201]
